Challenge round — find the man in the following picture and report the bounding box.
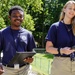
[0,5,36,75]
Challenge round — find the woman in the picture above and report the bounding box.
[45,0,75,75]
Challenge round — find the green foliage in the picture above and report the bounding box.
[22,13,35,31]
[31,0,43,12]
[0,17,6,29]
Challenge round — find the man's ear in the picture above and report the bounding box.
[8,16,11,19]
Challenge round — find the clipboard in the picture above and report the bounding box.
[8,51,36,65]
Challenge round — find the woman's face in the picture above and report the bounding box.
[64,3,75,19]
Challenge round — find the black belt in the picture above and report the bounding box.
[55,55,70,57]
[3,63,29,68]
[55,56,70,58]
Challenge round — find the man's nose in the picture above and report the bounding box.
[16,16,21,19]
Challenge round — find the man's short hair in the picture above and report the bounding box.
[9,5,24,16]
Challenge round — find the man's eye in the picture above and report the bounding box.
[12,16,23,18]
[12,16,17,18]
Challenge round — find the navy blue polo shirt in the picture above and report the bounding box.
[0,26,36,64]
[45,21,75,56]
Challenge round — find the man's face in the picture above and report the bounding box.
[9,10,24,27]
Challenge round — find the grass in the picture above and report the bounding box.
[31,53,54,75]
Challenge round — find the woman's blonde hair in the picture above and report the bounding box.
[72,17,75,35]
[59,0,75,21]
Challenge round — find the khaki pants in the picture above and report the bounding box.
[51,57,75,75]
[2,65,33,75]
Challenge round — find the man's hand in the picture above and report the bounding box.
[23,57,33,63]
[0,64,4,75]
[0,68,4,75]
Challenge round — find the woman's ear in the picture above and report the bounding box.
[63,8,66,13]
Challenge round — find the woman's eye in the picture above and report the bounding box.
[73,9,75,11]
[69,8,72,10]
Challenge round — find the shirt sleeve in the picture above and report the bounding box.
[0,30,3,62]
[27,33,36,51]
[45,24,57,47]
[0,30,3,52]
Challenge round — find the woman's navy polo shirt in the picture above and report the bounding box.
[45,21,75,56]
[0,26,36,64]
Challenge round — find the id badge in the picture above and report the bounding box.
[14,64,19,69]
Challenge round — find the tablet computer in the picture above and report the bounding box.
[8,51,36,65]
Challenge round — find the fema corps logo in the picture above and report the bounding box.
[21,36,27,40]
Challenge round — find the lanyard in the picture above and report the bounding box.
[10,27,20,51]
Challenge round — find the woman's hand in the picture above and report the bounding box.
[23,57,33,63]
[60,47,75,55]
